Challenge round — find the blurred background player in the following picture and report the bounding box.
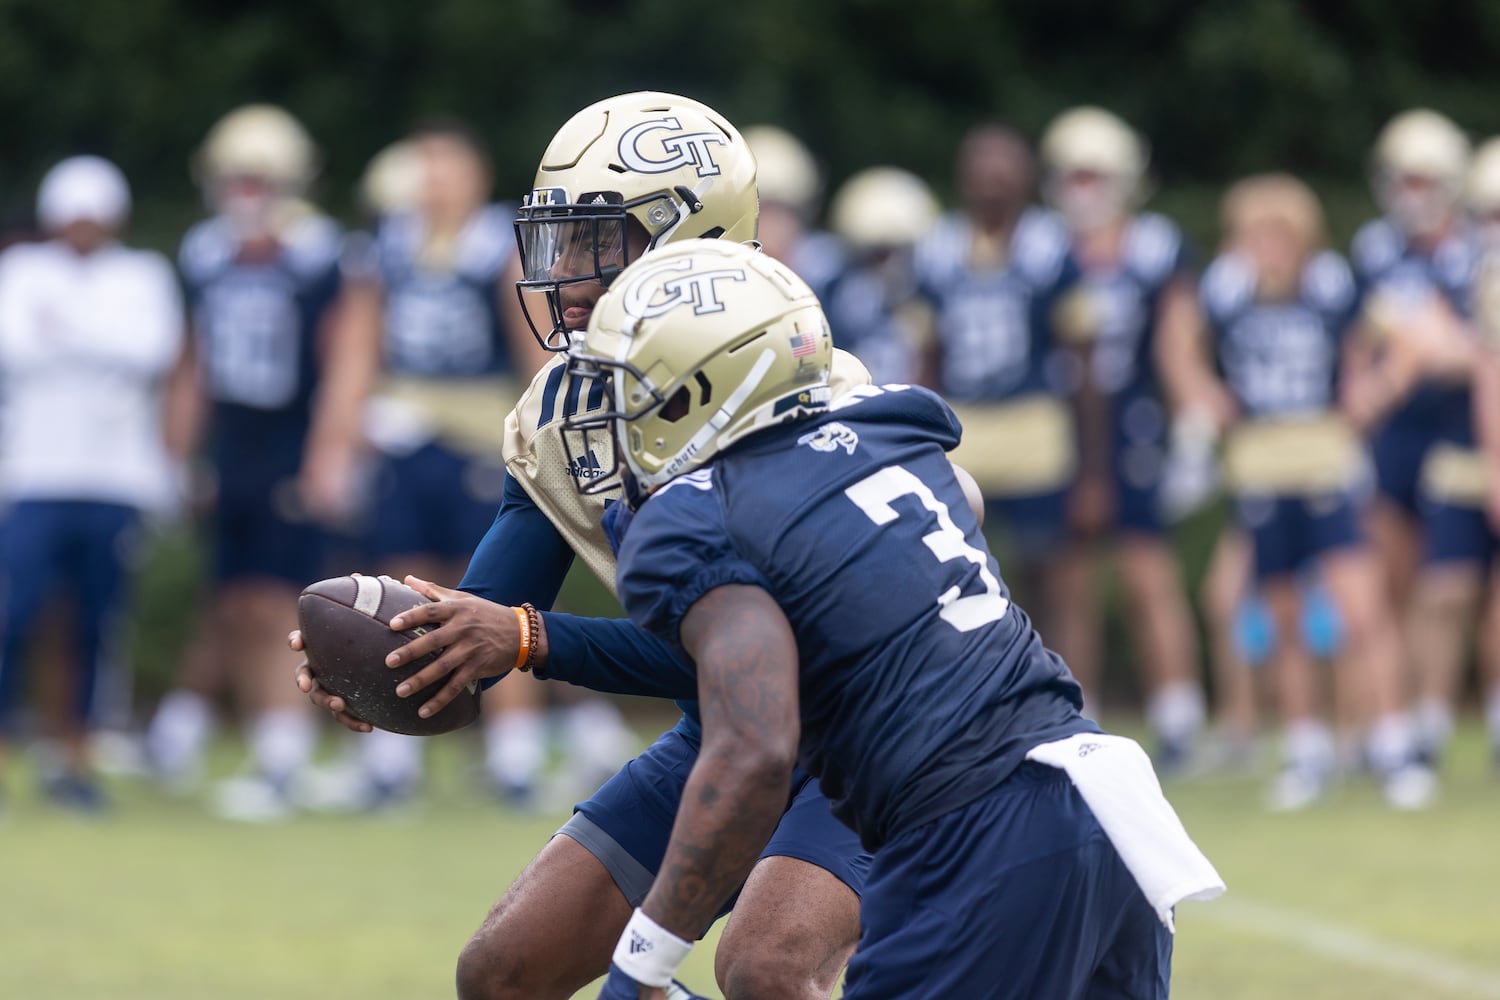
[1462,137,1500,767]
[144,105,343,820]
[1037,107,1208,764]
[0,156,187,811]
[300,119,625,807]
[1201,174,1432,809]
[914,122,1094,693]
[742,125,845,302]
[822,166,939,385]
[1350,109,1482,764]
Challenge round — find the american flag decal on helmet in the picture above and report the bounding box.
[789,328,818,358]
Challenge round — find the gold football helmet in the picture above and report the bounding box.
[830,167,939,251]
[564,239,832,506]
[1039,106,1147,230]
[744,124,820,214]
[1371,109,1470,237]
[1467,137,1500,216]
[516,92,759,350]
[359,140,424,218]
[194,104,317,194]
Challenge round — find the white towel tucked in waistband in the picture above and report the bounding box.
[1026,733,1225,932]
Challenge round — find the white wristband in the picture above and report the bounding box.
[612,907,693,988]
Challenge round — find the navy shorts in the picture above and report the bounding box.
[560,724,871,934]
[1236,493,1362,581]
[1372,421,1433,514]
[1112,394,1168,537]
[369,443,508,562]
[0,500,140,729]
[214,476,325,586]
[843,762,1171,999]
[986,489,1070,561]
[1420,499,1496,567]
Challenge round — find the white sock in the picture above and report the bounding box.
[360,728,424,790]
[485,708,545,789]
[146,690,215,775]
[1283,719,1336,775]
[249,708,316,788]
[1147,681,1206,746]
[565,699,633,777]
[1366,713,1419,775]
[1413,697,1453,754]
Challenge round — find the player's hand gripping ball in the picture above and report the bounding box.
[297,574,480,735]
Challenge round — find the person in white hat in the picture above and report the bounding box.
[0,155,188,811]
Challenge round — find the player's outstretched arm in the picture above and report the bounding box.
[601,585,799,997]
[386,587,702,713]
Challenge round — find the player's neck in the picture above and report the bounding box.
[1073,219,1129,269]
[1407,214,1460,254]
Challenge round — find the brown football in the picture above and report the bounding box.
[297,574,480,736]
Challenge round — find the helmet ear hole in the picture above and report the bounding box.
[660,386,692,423]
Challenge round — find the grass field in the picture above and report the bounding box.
[3,716,1499,1000]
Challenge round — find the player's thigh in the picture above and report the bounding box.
[716,856,859,998]
[715,781,866,994]
[843,765,1148,1000]
[459,833,629,997]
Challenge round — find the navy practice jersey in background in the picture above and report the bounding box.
[914,208,1080,402]
[1350,217,1478,448]
[1202,250,1360,418]
[178,214,343,482]
[1084,213,1189,401]
[616,385,1095,850]
[367,204,518,377]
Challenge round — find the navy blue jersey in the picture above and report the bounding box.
[785,229,847,305]
[365,204,518,377]
[1350,217,1478,441]
[824,259,924,385]
[915,209,1081,402]
[616,385,1094,850]
[1080,213,1190,400]
[179,215,342,479]
[1202,250,1360,419]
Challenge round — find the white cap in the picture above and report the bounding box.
[37,156,131,231]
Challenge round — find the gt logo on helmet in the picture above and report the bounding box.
[618,117,729,177]
[623,257,748,320]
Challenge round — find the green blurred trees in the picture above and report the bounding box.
[6,0,1500,243]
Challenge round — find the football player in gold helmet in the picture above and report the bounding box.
[1037,107,1209,770]
[295,93,871,1000]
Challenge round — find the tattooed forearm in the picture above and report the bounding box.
[641,585,800,939]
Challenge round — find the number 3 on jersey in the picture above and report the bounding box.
[844,465,1009,632]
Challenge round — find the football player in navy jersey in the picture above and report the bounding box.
[292,93,879,1000]
[1038,107,1208,763]
[565,238,1221,999]
[145,105,342,820]
[1461,139,1500,767]
[821,166,939,385]
[1349,110,1487,763]
[741,125,845,304]
[1200,174,1432,810]
[914,123,1099,689]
